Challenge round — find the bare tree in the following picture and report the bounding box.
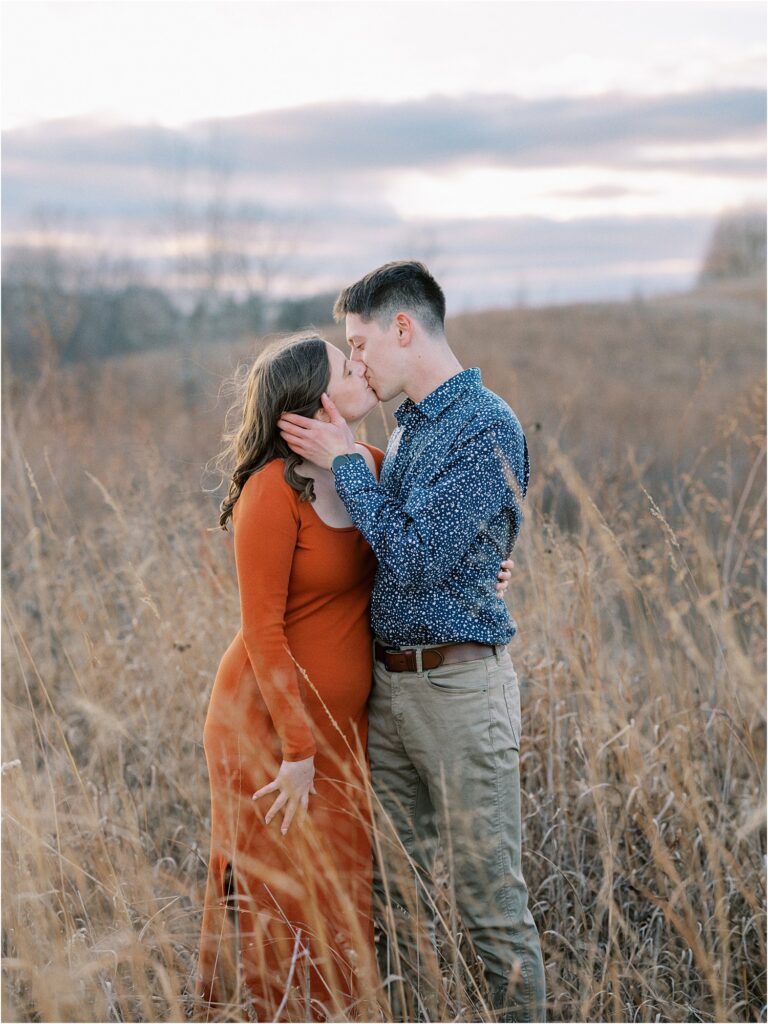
[399,222,447,281]
[699,206,766,283]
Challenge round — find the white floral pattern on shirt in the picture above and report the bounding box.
[334,367,529,647]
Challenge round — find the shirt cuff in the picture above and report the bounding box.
[333,452,376,500]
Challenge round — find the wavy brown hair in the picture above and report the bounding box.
[214,332,331,530]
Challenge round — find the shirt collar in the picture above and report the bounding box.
[394,367,482,426]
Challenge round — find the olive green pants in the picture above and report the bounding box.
[369,643,547,1023]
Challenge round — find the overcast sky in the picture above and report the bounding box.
[2,0,765,309]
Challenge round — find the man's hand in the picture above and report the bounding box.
[496,558,515,597]
[252,756,317,835]
[277,394,356,469]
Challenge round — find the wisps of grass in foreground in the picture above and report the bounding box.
[1,356,765,1022]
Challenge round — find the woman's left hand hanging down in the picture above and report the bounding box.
[252,756,317,834]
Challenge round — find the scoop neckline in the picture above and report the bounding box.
[304,502,361,532]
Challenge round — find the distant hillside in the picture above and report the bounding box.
[0,275,340,375]
[4,205,764,376]
[8,274,758,532]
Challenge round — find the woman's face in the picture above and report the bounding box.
[318,342,378,423]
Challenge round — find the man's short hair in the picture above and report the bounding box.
[333,260,446,335]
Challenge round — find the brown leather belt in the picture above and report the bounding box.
[374,640,499,673]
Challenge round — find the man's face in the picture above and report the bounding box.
[346,312,406,403]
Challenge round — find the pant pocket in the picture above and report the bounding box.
[425,657,489,695]
[503,682,521,750]
[488,658,521,751]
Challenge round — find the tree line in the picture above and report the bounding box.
[2,206,764,376]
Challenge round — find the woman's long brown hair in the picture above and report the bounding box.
[214,332,331,530]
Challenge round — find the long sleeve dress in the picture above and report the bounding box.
[195,445,384,1022]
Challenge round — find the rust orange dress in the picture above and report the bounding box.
[195,445,384,1022]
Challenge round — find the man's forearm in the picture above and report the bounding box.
[332,455,490,589]
[332,454,391,546]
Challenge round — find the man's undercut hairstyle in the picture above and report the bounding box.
[333,260,446,336]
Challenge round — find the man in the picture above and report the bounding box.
[277,260,546,1023]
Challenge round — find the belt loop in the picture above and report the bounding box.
[415,647,423,674]
[494,644,503,662]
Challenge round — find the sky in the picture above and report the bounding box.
[2,0,766,310]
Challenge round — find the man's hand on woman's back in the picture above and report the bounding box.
[496,557,515,597]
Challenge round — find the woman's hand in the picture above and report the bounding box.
[495,558,515,597]
[251,756,317,835]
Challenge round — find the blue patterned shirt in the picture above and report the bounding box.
[333,367,530,647]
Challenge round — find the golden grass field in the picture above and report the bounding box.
[2,274,765,1022]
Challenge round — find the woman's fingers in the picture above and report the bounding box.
[294,791,309,827]
[280,799,298,835]
[264,789,313,831]
[258,757,316,831]
[264,790,288,825]
[252,779,278,801]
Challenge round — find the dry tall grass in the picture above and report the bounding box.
[2,283,765,1022]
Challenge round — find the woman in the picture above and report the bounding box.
[194,332,513,1021]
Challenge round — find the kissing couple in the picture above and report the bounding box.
[195,260,546,1023]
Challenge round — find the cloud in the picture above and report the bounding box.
[4,86,764,182]
[4,207,717,308]
[2,87,763,234]
[2,88,763,308]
